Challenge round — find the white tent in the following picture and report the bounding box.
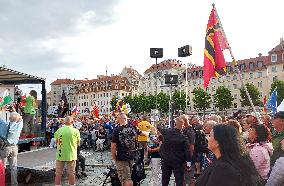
[277,99,284,112]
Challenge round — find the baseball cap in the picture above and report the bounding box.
[273,111,284,120]
[246,112,261,119]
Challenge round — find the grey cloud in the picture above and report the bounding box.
[0,0,123,83]
[0,0,121,39]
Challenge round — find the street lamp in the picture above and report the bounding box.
[178,45,192,113]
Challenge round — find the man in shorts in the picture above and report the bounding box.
[54,116,80,186]
[111,113,148,186]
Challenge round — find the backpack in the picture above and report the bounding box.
[131,162,146,183]
[131,148,146,183]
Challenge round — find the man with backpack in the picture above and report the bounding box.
[111,113,149,186]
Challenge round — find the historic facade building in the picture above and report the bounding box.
[50,67,140,114]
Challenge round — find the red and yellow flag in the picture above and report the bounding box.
[204,7,229,87]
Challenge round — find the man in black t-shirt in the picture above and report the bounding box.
[160,117,190,186]
[181,115,195,185]
[111,113,148,186]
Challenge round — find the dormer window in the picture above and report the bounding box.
[240,64,246,71]
[257,61,263,68]
[271,54,277,62]
[249,62,254,70]
[226,66,231,73]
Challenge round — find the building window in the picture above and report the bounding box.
[258,81,262,88]
[233,84,237,89]
[249,62,254,70]
[273,76,278,82]
[271,54,277,62]
[272,66,277,72]
[93,94,96,98]
[226,76,230,81]
[282,53,284,61]
[240,64,246,71]
[257,72,262,78]
[249,73,253,79]
[234,94,237,99]
[227,66,231,73]
[233,75,238,80]
[234,103,238,108]
[257,61,263,68]
[122,93,124,96]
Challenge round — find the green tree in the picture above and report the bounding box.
[240,83,262,108]
[192,87,211,112]
[110,96,118,111]
[172,90,189,112]
[213,86,234,111]
[157,92,170,113]
[270,80,284,106]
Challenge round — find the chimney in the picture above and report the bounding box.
[281,37,284,43]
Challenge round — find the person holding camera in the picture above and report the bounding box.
[0,108,23,186]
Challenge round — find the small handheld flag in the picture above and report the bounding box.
[266,89,277,114]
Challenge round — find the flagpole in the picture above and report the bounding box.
[212,4,262,124]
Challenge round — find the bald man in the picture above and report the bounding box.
[54,116,80,186]
[160,116,190,186]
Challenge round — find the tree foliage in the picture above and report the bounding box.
[172,90,189,112]
[240,83,262,108]
[270,80,284,106]
[213,86,234,111]
[192,87,211,112]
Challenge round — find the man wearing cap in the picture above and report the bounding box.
[246,112,262,126]
[271,111,284,166]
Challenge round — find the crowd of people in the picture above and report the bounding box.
[2,104,284,186]
[109,111,284,186]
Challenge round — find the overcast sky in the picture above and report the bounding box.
[0,0,283,93]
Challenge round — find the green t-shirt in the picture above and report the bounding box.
[24,96,36,115]
[54,125,80,161]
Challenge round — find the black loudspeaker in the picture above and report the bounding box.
[178,45,192,57]
[165,74,178,84]
[150,48,163,58]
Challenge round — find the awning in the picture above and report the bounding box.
[0,67,45,85]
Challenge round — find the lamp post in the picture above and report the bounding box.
[178,45,192,113]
